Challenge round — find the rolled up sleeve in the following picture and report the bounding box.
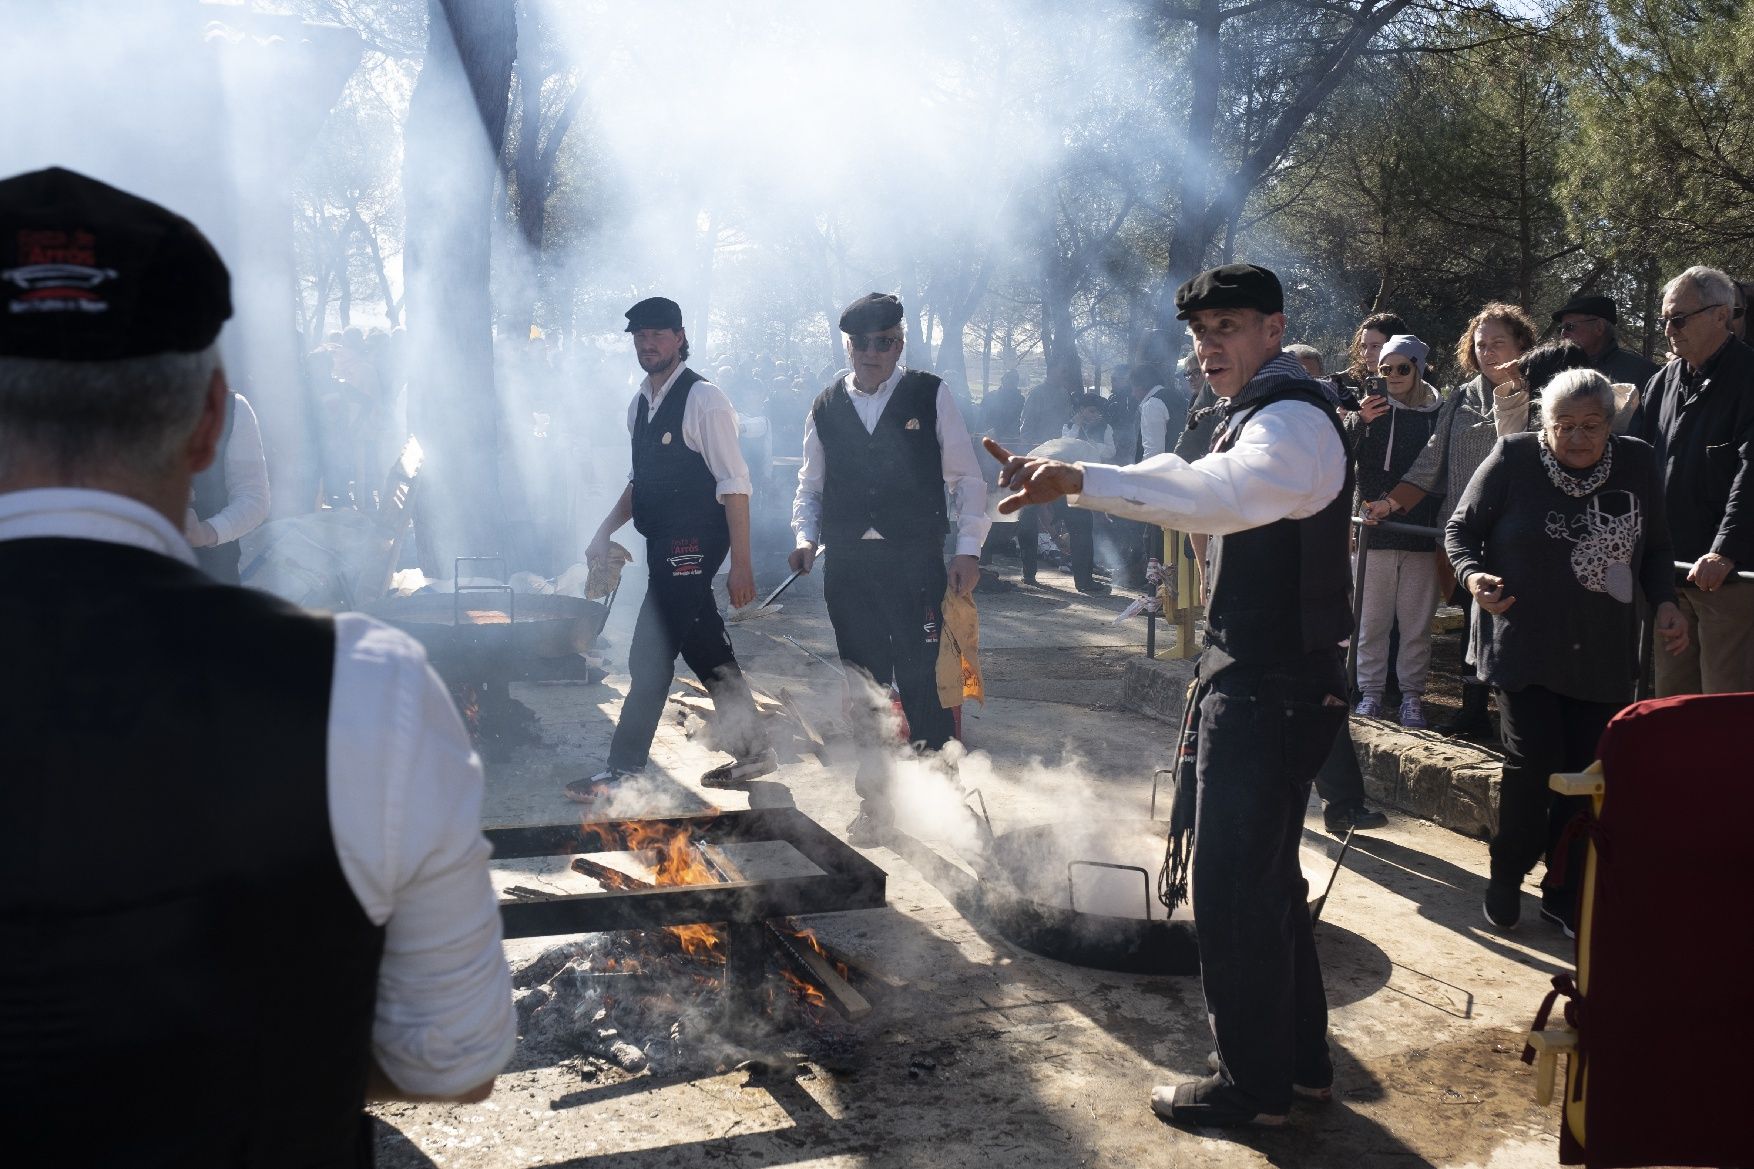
[327,616,516,1098]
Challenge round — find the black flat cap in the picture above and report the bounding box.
[0,166,231,361]
[624,296,683,332]
[839,292,904,334]
[1552,293,1617,324]
[1174,263,1283,320]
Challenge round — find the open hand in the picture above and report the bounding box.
[982,436,1084,514]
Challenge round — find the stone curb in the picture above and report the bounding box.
[1120,655,1502,840]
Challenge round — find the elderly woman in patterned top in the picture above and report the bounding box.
[1445,369,1689,936]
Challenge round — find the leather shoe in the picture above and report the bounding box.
[1322,800,1388,836]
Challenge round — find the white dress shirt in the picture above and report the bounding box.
[792,364,992,556]
[624,364,753,500]
[1138,388,1172,461]
[1072,398,1346,536]
[185,392,270,545]
[0,488,516,1098]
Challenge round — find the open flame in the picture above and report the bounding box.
[580,817,726,960]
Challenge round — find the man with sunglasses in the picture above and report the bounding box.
[1551,293,1658,390]
[789,293,989,846]
[1632,265,1754,695]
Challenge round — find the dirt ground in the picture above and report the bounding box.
[370,542,1570,1169]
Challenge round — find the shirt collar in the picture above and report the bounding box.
[641,362,688,404]
[848,362,908,398]
[0,487,197,565]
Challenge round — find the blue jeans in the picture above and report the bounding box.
[1192,653,1347,1110]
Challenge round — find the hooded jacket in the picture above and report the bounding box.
[1348,381,1443,551]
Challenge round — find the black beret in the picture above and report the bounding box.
[624,296,683,332]
[1552,293,1617,324]
[839,292,904,334]
[1174,263,1283,320]
[0,166,231,361]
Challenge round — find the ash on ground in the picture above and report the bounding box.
[510,931,870,1080]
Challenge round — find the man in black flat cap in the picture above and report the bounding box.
[1553,293,1660,389]
[986,263,1352,1129]
[788,292,990,846]
[0,168,514,1165]
[571,296,775,800]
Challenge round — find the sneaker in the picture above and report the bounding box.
[1483,879,1521,929]
[700,748,778,790]
[1539,891,1578,939]
[1322,800,1389,836]
[1206,1052,1331,1101]
[1354,694,1383,718]
[845,807,894,848]
[1398,696,1428,729]
[564,767,637,804]
[1150,1075,1287,1128]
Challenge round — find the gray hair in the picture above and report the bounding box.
[0,345,220,479]
[1539,368,1616,428]
[1663,265,1737,311]
[1283,343,1322,365]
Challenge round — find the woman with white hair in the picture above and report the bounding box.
[1446,369,1690,934]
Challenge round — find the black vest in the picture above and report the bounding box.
[0,538,385,1169]
[1202,380,1354,669]
[631,368,729,540]
[192,392,242,584]
[812,371,948,546]
[1134,384,1184,463]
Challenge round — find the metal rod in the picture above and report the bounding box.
[1310,824,1356,925]
[1067,861,1154,920]
[1347,520,1372,693]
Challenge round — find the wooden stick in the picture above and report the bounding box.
[569,855,653,892]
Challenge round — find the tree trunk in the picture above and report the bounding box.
[403,0,516,569]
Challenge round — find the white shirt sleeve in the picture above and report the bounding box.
[935,384,992,556]
[1138,395,1172,461]
[326,614,516,1098]
[193,395,271,545]
[792,407,825,549]
[682,380,754,500]
[1071,399,1346,536]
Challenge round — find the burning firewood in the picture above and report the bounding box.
[569,855,652,892]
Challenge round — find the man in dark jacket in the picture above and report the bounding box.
[1553,293,1660,389]
[1633,265,1754,695]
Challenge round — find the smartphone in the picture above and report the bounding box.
[1364,375,1388,396]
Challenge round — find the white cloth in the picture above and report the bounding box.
[623,364,753,500]
[1072,398,1347,536]
[791,363,992,556]
[185,392,270,546]
[1061,420,1115,463]
[1138,389,1172,460]
[0,488,516,1098]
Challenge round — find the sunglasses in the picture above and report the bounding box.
[1657,304,1723,331]
[1377,362,1414,377]
[849,335,901,353]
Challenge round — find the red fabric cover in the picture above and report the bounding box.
[1566,693,1754,1168]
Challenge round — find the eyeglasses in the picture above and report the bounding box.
[1557,318,1603,335]
[1377,362,1414,377]
[1550,421,1607,440]
[1657,304,1723,331]
[849,335,901,353]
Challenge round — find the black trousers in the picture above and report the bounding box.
[1491,684,1615,898]
[1193,653,1347,1112]
[608,531,764,772]
[1018,499,1095,587]
[1313,720,1366,806]
[823,540,954,808]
